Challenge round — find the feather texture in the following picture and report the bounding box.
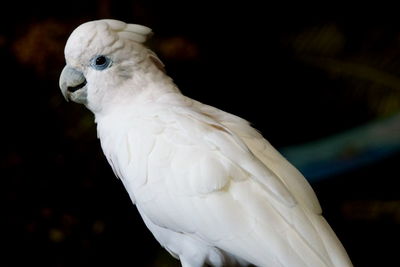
[95,94,352,266]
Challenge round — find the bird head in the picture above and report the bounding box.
[59,19,163,113]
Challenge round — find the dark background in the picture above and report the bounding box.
[2,1,400,266]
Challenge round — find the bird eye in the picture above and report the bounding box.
[90,55,112,70]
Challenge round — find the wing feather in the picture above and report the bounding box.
[170,106,297,207]
[194,101,322,214]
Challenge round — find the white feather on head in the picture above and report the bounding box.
[65,19,153,66]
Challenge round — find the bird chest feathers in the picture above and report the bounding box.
[95,105,231,204]
[95,107,164,200]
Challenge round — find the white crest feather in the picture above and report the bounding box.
[101,19,153,44]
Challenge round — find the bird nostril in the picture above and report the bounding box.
[67,80,87,92]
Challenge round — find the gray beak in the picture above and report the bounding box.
[59,66,88,105]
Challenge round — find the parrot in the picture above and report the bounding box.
[59,19,353,267]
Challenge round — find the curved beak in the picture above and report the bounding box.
[59,66,88,105]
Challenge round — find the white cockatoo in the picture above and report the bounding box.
[59,19,353,267]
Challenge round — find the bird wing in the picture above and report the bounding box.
[193,100,323,214]
[191,100,352,267]
[191,100,353,267]
[129,97,351,266]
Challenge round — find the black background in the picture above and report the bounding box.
[2,1,400,266]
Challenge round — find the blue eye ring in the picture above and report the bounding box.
[90,55,112,70]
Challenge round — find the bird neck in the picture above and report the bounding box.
[93,64,182,120]
[132,69,181,104]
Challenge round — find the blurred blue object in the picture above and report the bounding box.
[280,112,400,182]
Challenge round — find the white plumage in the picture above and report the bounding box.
[59,19,353,267]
